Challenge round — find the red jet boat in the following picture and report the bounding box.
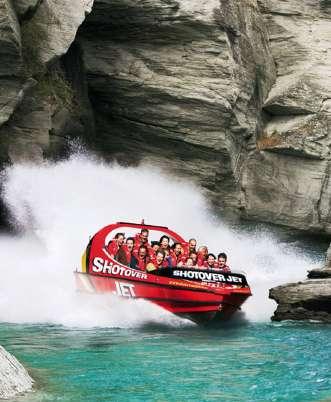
[75,222,252,325]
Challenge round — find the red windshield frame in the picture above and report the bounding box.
[95,221,186,244]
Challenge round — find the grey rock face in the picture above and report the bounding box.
[270,275,331,323]
[0,345,33,399]
[22,0,94,66]
[270,279,331,323]
[241,0,331,233]
[0,0,95,166]
[0,0,24,128]
[0,0,330,235]
[1,80,52,163]
[79,0,276,207]
[77,0,331,234]
[0,78,25,126]
[0,0,21,76]
[270,241,331,322]
[12,0,40,20]
[242,152,328,232]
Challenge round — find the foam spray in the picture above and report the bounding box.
[0,152,323,327]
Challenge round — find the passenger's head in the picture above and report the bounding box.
[207,253,216,266]
[140,229,149,243]
[173,242,182,255]
[186,258,194,267]
[156,250,165,265]
[159,235,170,249]
[138,246,147,258]
[188,238,197,251]
[114,232,125,246]
[218,252,227,267]
[126,237,134,250]
[189,252,198,264]
[151,241,160,252]
[198,246,208,256]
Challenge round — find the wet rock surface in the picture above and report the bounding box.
[0,345,33,399]
[270,279,331,323]
[270,242,331,323]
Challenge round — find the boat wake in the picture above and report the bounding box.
[0,151,323,328]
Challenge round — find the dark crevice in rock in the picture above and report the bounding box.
[293,298,331,314]
[17,0,43,22]
[308,268,331,279]
[316,163,330,226]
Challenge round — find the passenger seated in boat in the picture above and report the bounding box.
[134,229,150,249]
[106,232,125,258]
[146,250,167,272]
[130,245,149,271]
[159,235,171,253]
[185,257,195,268]
[149,241,160,263]
[169,242,184,267]
[217,253,231,272]
[133,229,152,257]
[188,251,198,267]
[118,237,135,266]
[183,238,197,258]
[197,246,208,267]
[204,253,217,269]
[151,241,160,253]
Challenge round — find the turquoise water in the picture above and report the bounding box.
[2,322,331,402]
[1,155,331,401]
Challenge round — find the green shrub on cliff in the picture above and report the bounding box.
[21,21,45,77]
[36,70,76,113]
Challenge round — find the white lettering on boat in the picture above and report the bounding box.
[173,270,242,283]
[113,281,136,298]
[92,257,104,272]
[92,257,147,279]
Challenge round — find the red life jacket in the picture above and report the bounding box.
[107,241,119,257]
[136,256,149,271]
[182,243,196,260]
[122,244,133,265]
[133,243,152,259]
[197,253,207,267]
[181,242,190,257]
[149,251,157,264]
[134,233,151,248]
[169,252,183,267]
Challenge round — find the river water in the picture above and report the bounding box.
[0,152,330,401]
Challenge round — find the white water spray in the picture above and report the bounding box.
[0,152,323,327]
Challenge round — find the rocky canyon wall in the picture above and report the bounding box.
[77,0,276,210]
[243,0,331,233]
[0,0,330,235]
[0,0,94,164]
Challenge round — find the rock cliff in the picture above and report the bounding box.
[0,345,33,399]
[269,242,331,323]
[0,0,330,235]
[243,0,331,233]
[0,0,94,164]
[78,0,276,208]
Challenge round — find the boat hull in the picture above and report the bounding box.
[74,271,251,325]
